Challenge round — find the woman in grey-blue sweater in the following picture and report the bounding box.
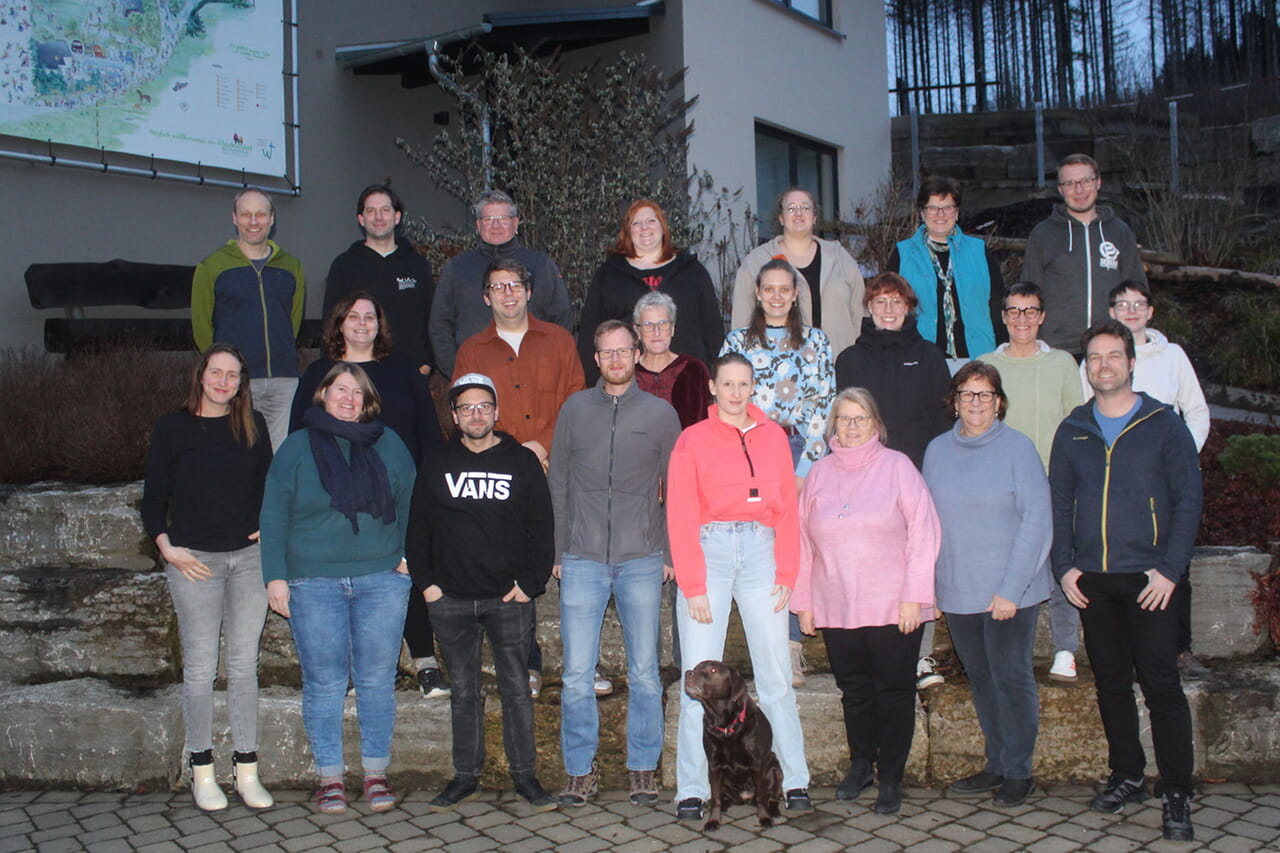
[922,361,1053,808]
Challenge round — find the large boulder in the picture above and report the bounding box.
[0,568,177,683]
[0,482,152,571]
[1199,662,1280,782]
[1189,547,1275,659]
[0,679,181,789]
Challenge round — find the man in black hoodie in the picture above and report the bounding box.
[324,185,436,372]
[406,373,557,812]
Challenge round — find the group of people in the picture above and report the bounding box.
[143,153,1206,843]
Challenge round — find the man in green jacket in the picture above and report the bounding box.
[192,189,305,450]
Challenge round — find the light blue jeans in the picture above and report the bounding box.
[676,522,810,800]
[287,568,411,777]
[559,552,664,776]
[166,544,267,755]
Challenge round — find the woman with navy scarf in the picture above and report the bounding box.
[260,362,417,815]
[888,176,1004,368]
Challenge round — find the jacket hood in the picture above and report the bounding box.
[1047,203,1119,225]
[215,238,282,264]
[856,313,925,349]
[602,249,696,280]
[1137,327,1169,354]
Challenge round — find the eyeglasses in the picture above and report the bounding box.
[785,204,814,215]
[1058,176,1098,190]
[1003,306,1044,319]
[454,402,495,415]
[1111,299,1149,312]
[923,204,957,216]
[479,215,514,224]
[871,296,906,310]
[835,414,871,429]
[637,320,671,332]
[597,347,635,360]
[958,390,997,403]
[487,280,526,294]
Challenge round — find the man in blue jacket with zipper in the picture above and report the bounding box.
[192,188,305,451]
[1049,319,1202,843]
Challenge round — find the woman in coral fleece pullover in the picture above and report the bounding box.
[666,352,812,822]
[793,387,941,817]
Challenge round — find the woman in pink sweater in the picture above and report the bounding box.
[793,387,941,816]
[666,352,812,823]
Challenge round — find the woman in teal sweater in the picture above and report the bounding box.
[260,363,416,816]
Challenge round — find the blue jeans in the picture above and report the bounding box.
[430,594,538,780]
[560,553,664,775]
[165,544,267,754]
[946,607,1040,779]
[676,522,809,799]
[287,568,411,777]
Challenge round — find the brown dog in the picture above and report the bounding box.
[685,660,783,831]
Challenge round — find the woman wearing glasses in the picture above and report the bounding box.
[923,362,1052,807]
[577,199,723,380]
[887,176,1004,368]
[633,291,711,429]
[792,387,940,815]
[834,272,951,470]
[731,187,866,355]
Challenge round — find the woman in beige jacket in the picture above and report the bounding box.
[731,187,866,356]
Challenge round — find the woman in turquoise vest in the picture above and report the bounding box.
[888,176,1004,365]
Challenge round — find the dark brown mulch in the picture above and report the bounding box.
[1199,419,1280,549]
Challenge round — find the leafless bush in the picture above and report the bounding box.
[845,174,917,274]
[0,347,188,484]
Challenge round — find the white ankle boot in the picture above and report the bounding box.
[233,757,274,809]
[191,761,228,812]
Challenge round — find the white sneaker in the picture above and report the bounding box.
[1048,650,1078,683]
[593,670,614,697]
[916,656,944,689]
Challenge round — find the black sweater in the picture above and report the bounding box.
[289,352,441,466]
[141,410,273,552]
[406,433,554,599]
[577,251,724,381]
[323,237,436,369]
[834,315,953,470]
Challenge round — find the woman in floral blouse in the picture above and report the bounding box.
[720,257,835,687]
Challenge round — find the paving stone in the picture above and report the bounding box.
[28,824,81,844]
[718,839,786,853]
[227,829,286,851]
[588,822,645,845]
[903,841,962,853]
[443,837,512,853]
[611,839,672,853]
[135,842,185,853]
[874,822,931,846]
[1198,794,1253,814]
[88,841,133,853]
[667,840,728,853]
[989,821,1047,845]
[79,824,132,845]
[536,820,589,843]
[376,820,429,843]
[1221,817,1280,842]
[424,819,479,843]
[279,831,339,852]
[964,839,1021,853]
[176,826,235,849]
[787,838,849,853]
[1209,835,1274,852]
[30,839,83,853]
[387,838,445,853]
[1021,837,1079,852]
[129,827,182,847]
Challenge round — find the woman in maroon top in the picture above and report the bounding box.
[633,290,711,429]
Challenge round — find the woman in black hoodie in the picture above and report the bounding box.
[834,272,951,471]
[577,199,723,380]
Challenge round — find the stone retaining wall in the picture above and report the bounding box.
[0,481,1275,791]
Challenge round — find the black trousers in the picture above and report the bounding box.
[1077,571,1193,795]
[822,623,924,786]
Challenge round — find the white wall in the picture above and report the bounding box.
[680,0,890,237]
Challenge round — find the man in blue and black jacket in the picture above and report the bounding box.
[1049,319,1202,843]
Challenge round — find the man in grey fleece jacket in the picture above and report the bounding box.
[548,319,682,809]
[1022,153,1147,354]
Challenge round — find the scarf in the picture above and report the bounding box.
[303,406,395,534]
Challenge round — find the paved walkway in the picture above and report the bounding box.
[4,782,1279,853]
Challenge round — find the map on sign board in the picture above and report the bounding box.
[0,0,286,176]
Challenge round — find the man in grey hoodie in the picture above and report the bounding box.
[549,319,682,810]
[1022,154,1147,354]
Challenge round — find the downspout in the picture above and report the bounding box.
[427,28,492,190]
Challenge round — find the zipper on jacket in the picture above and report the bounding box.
[605,393,618,564]
[1083,220,1094,326]
[736,430,756,477]
[1149,496,1158,547]
[255,262,272,377]
[1095,408,1162,573]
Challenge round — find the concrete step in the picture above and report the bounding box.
[3,662,1276,793]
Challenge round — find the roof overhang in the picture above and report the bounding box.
[335,2,665,88]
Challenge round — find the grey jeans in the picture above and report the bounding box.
[249,376,298,453]
[165,544,268,754]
